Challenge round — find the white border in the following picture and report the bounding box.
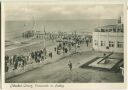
[1,1,5,90]
[1,1,127,90]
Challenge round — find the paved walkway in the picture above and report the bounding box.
[6,51,123,83]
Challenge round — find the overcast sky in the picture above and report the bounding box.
[5,3,123,21]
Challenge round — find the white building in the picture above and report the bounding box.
[93,17,123,53]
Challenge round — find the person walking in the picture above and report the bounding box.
[68,60,72,71]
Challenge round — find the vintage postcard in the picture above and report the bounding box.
[1,1,127,90]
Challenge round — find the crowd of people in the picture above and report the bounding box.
[6,31,92,72]
[5,48,51,72]
[5,42,73,72]
[22,31,92,44]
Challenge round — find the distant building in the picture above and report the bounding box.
[93,17,123,53]
[22,30,35,38]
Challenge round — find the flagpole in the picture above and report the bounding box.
[44,25,46,48]
[43,25,46,60]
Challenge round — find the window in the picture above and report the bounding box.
[94,40,98,46]
[120,29,123,33]
[117,42,123,48]
[101,29,105,32]
[109,29,112,32]
[117,28,121,32]
[109,41,114,47]
[101,41,105,46]
[113,28,116,32]
[95,29,100,32]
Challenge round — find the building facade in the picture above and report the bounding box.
[93,17,123,53]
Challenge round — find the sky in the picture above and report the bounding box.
[5,3,123,21]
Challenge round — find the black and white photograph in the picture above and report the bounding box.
[4,2,124,83]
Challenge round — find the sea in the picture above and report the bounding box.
[5,19,117,40]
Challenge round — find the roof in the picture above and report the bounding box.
[95,24,123,32]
